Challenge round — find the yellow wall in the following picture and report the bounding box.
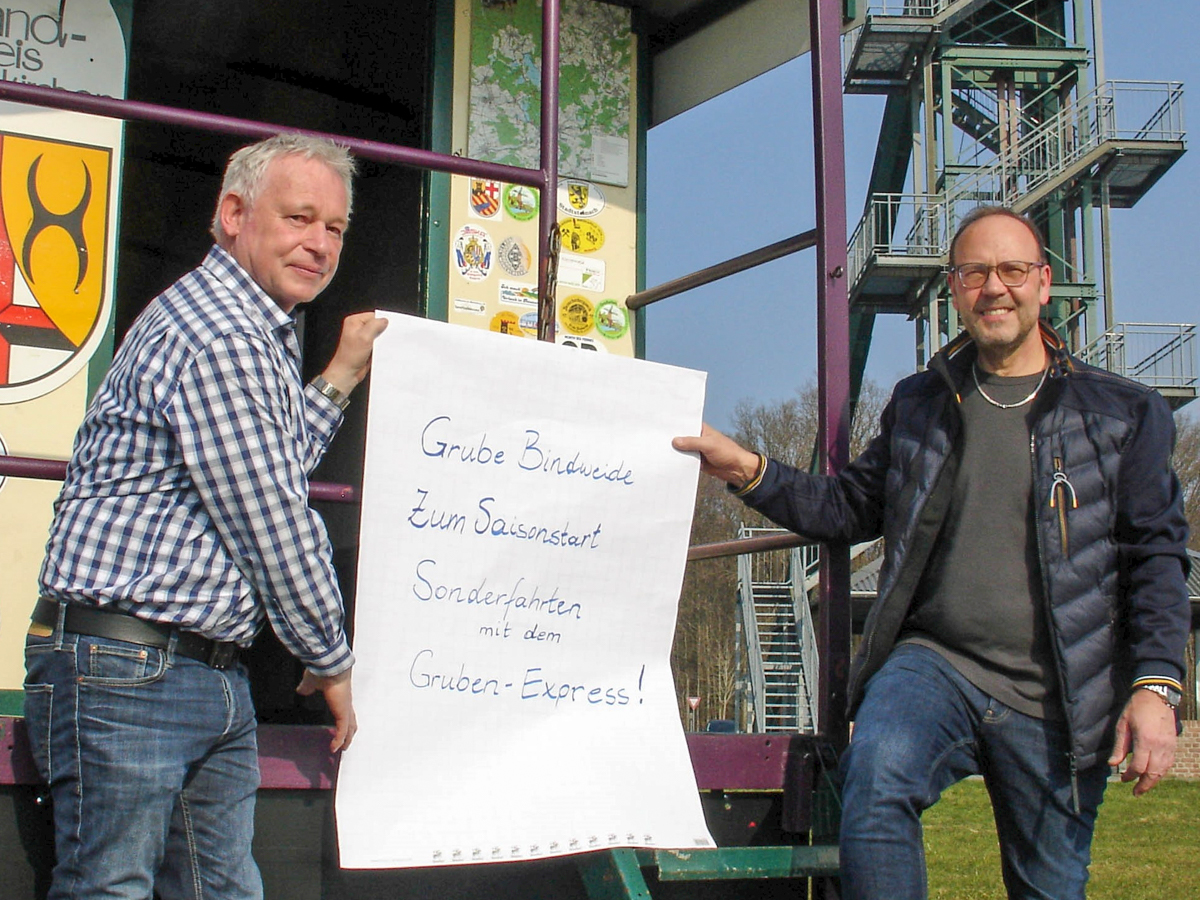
[445,0,639,357]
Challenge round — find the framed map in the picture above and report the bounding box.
[469,0,632,186]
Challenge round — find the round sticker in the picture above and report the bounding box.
[498,235,532,277]
[469,179,502,218]
[559,218,605,253]
[557,180,606,218]
[594,300,629,340]
[559,295,594,336]
[490,310,524,337]
[503,184,539,221]
[519,311,539,337]
[454,225,493,282]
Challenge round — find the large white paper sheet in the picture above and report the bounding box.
[336,314,714,868]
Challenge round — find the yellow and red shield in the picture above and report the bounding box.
[0,133,111,393]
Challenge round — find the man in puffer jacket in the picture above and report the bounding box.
[674,205,1190,900]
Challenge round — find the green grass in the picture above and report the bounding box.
[923,778,1200,899]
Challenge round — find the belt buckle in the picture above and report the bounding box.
[207,642,237,670]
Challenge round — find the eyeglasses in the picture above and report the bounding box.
[948,260,1045,289]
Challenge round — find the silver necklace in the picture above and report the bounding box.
[972,364,1048,409]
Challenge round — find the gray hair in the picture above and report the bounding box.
[948,205,1047,265]
[210,134,357,242]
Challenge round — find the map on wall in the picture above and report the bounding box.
[469,0,631,186]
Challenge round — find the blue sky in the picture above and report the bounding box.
[643,5,1198,430]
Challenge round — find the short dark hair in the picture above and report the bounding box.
[949,206,1046,265]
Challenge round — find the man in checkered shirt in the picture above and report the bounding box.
[24,134,388,900]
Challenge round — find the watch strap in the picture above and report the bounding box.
[310,374,350,411]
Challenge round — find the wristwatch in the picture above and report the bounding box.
[310,375,350,411]
[1140,684,1183,709]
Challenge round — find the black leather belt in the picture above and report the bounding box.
[32,598,239,670]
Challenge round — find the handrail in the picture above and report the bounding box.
[1080,323,1197,389]
[0,467,848,558]
[0,455,359,503]
[689,530,805,561]
[0,81,542,187]
[626,229,818,310]
[789,546,820,731]
[737,551,767,732]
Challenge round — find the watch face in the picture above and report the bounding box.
[1146,685,1182,707]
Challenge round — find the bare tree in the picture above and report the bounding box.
[731,379,888,469]
[671,379,891,729]
[1174,411,1200,553]
[1171,411,1199,721]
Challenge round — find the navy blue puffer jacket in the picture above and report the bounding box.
[740,323,1191,769]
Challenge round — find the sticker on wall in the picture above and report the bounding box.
[559,295,594,336]
[558,252,605,293]
[489,310,524,337]
[497,235,532,277]
[594,300,629,341]
[559,218,605,254]
[519,311,539,337]
[469,179,502,219]
[498,280,538,309]
[0,133,114,402]
[453,298,487,317]
[503,184,539,222]
[0,427,7,492]
[557,180,605,218]
[454,224,493,283]
[558,334,607,353]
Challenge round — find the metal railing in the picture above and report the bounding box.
[847,193,947,292]
[1080,324,1197,391]
[841,0,993,81]
[736,551,767,733]
[789,546,821,732]
[862,0,945,14]
[944,80,1185,211]
[847,81,1186,292]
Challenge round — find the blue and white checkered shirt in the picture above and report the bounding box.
[39,245,353,675]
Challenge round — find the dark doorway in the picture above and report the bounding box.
[118,0,435,721]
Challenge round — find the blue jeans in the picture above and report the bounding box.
[839,643,1109,900]
[24,619,263,900]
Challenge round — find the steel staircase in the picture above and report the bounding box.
[737,529,819,734]
[737,535,888,735]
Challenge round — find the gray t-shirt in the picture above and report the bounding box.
[900,365,1059,719]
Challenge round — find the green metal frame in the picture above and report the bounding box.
[575,845,840,900]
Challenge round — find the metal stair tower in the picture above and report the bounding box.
[842,0,1194,409]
